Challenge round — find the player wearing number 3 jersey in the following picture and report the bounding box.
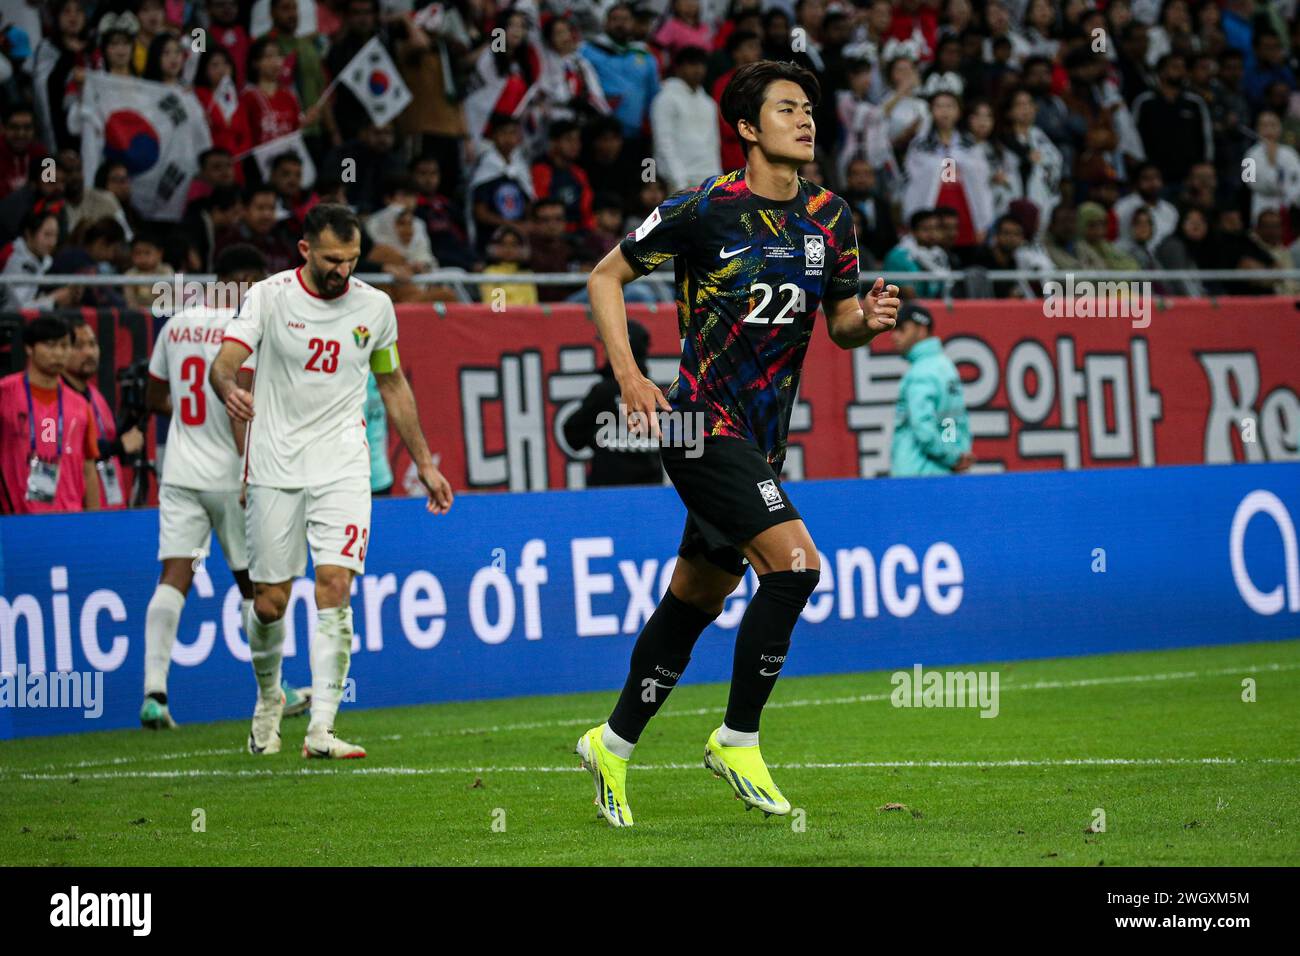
[139,245,269,731]
[210,205,454,760]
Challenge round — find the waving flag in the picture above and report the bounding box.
[80,73,211,222]
[248,130,317,190]
[212,75,239,124]
[338,36,413,126]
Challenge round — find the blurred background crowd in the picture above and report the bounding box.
[0,0,1299,310]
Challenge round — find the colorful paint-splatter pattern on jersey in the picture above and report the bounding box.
[619,169,860,465]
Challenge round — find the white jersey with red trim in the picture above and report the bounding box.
[149,306,252,493]
[224,268,397,489]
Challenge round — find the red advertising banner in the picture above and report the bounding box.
[385,297,1300,493]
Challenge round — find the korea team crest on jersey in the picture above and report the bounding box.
[804,234,825,266]
[353,325,371,348]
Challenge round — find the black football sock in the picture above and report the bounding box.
[607,589,718,743]
[724,569,821,734]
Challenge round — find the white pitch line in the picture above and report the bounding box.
[4,659,1298,775]
[7,756,1300,783]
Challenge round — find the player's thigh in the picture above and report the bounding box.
[244,484,308,585]
[199,489,249,573]
[668,550,743,615]
[304,478,372,578]
[157,484,214,568]
[741,519,820,576]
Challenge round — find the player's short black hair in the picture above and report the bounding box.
[720,59,821,157]
[303,203,360,244]
[214,243,268,280]
[24,316,71,348]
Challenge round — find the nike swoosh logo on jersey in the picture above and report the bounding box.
[719,245,751,259]
[759,668,782,677]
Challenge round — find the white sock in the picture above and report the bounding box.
[143,584,185,698]
[601,723,635,760]
[309,606,353,734]
[247,609,286,702]
[715,723,759,748]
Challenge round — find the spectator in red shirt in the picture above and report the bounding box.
[241,36,323,147]
[888,0,939,61]
[0,317,100,515]
[205,0,252,88]
[712,29,763,173]
[0,104,46,201]
[63,316,144,510]
[194,46,253,172]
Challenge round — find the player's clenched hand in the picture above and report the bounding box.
[865,277,901,333]
[225,386,255,423]
[618,372,670,440]
[419,463,454,515]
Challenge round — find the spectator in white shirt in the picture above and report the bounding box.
[1112,162,1180,247]
[1243,110,1300,231]
[650,46,721,194]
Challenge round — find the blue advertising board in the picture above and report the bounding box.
[1,463,1297,739]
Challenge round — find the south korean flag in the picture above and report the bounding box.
[339,37,414,126]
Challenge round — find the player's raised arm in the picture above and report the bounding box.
[210,338,255,422]
[825,276,900,349]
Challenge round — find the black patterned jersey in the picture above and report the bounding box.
[618,169,860,465]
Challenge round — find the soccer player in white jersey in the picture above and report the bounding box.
[140,245,310,728]
[210,204,453,759]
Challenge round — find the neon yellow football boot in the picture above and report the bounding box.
[703,729,791,816]
[575,724,634,828]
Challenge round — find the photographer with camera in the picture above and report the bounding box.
[62,316,146,509]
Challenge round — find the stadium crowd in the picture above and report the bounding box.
[0,0,1298,310]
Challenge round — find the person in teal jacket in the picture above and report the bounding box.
[890,303,973,476]
[366,373,394,494]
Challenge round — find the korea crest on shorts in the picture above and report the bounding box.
[352,325,370,348]
[803,234,825,266]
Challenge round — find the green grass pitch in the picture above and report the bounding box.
[1,640,1297,866]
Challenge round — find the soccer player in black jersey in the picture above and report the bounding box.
[575,60,901,826]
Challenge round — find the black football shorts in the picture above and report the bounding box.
[659,436,801,577]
